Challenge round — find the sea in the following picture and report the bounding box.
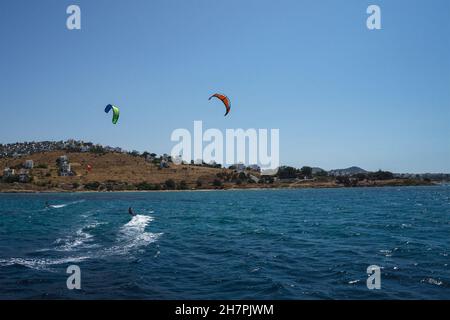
[0,186,449,299]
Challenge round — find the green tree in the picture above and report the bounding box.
[300,166,313,178]
[369,170,394,180]
[90,145,105,154]
[277,166,298,179]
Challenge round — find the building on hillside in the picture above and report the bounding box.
[80,146,91,152]
[160,159,170,169]
[65,139,77,149]
[105,146,121,153]
[233,163,246,172]
[59,162,72,176]
[18,169,31,183]
[58,155,72,176]
[247,164,261,172]
[2,167,15,178]
[161,154,171,162]
[24,160,34,169]
[145,154,156,162]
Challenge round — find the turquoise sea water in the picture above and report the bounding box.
[0,186,449,299]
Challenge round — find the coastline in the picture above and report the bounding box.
[0,180,439,194]
[0,150,443,194]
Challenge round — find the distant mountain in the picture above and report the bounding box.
[328,166,367,176]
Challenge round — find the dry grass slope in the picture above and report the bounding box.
[0,152,237,191]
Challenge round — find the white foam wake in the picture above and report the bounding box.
[123,215,153,232]
[54,226,95,252]
[50,204,67,208]
[105,215,161,256]
[49,199,85,209]
[0,256,89,271]
[1,215,161,271]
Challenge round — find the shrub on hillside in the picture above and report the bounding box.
[136,182,157,190]
[213,179,223,188]
[2,175,19,183]
[178,180,188,190]
[165,179,176,190]
[84,181,100,190]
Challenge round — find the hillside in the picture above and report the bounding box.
[0,151,244,192]
[0,150,437,193]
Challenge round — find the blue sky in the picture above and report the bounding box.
[1,0,449,172]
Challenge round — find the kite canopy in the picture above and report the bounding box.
[104,104,120,124]
[209,93,231,116]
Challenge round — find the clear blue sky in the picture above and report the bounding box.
[1,0,449,172]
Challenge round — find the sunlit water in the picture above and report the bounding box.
[0,186,449,299]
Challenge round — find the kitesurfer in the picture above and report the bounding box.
[128,207,136,217]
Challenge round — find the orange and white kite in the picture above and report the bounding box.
[209,93,231,116]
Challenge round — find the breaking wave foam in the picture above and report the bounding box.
[49,200,85,209]
[105,215,161,256]
[0,256,89,271]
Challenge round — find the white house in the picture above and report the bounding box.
[24,160,34,169]
[3,167,15,177]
